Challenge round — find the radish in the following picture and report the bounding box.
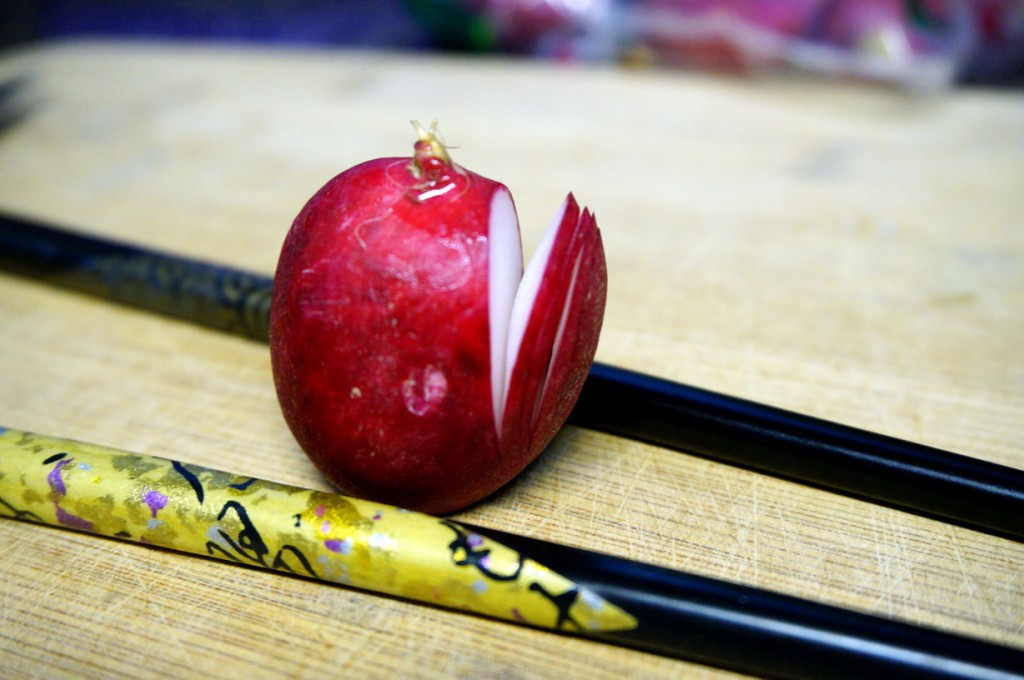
[270,123,607,513]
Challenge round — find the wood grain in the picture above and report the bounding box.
[0,40,1021,678]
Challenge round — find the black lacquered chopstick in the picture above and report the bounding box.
[2,210,1023,541]
[0,211,273,341]
[479,524,1024,679]
[572,364,1024,540]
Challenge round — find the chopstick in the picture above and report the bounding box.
[3,427,1022,679]
[1,209,1023,541]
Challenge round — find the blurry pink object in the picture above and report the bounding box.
[630,0,828,73]
[460,0,607,50]
[457,0,1024,88]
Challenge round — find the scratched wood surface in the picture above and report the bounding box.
[0,40,1022,679]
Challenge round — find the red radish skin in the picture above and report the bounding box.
[270,124,607,513]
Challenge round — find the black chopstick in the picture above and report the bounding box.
[2,209,1023,541]
[479,524,1024,679]
[571,363,1024,540]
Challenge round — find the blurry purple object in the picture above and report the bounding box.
[36,1,433,50]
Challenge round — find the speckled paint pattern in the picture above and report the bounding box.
[0,427,636,633]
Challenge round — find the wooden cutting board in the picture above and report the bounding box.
[0,40,1021,679]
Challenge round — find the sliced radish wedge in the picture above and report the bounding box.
[503,196,570,410]
[488,192,605,454]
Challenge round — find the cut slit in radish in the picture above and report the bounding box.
[487,189,524,435]
[488,191,593,443]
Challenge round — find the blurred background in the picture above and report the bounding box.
[1,0,1022,89]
